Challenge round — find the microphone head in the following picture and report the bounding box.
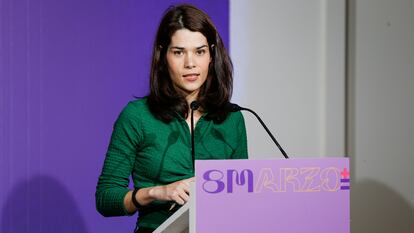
[225,102,243,112]
[190,101,200,110]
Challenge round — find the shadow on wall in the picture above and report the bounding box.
[352,179,414,233]
[1,175,90,233]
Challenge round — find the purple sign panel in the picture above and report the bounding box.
[195,158,350,233]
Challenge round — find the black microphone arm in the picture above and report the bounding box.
[227,103,289,159]
[190,101,200,170]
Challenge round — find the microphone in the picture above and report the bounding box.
[190,101,200,170]
[168,101,199,211]
[226,103,289,159]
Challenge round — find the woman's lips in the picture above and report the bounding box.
[183,73,199,81]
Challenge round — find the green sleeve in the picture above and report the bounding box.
[95,102,142,216]
[232,112,248,159]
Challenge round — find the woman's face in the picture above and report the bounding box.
[166,29,211,99]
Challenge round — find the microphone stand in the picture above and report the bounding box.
[190,101,200,170]
[227,103,289,159]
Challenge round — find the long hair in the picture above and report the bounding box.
[147,4,233,123]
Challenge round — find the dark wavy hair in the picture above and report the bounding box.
[147,4,233,124]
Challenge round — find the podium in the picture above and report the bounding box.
[154,158,350,233]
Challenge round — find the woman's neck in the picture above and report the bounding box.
[185,92,203,122]
[185,91,199,106]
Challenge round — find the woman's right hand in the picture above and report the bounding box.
[125,177,196,213]
[149,177,195,205]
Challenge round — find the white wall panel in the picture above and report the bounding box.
[348,0,414,232]
[230,0,346,158]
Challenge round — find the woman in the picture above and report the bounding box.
[96,4,248,233]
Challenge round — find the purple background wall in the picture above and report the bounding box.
[0,1,228,232]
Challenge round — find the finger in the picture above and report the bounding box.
[171,185,190,204]
[173,194,186,205]
[177,191,190,204]
[180,182,190,194]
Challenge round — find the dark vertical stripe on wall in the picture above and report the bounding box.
[345,0,349,158]
[0,1,12,230]
[0,1,229,233]
[345,0,356,163]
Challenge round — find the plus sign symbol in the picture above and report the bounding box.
[340,168,350,190]
[341,168,350,179]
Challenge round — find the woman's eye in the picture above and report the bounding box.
[196,49,206,55]
[173,50,183,56]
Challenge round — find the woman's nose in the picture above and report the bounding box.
[184,53,195,68]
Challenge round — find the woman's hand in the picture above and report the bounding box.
[149,177,195,205]
[124,177,195,213]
